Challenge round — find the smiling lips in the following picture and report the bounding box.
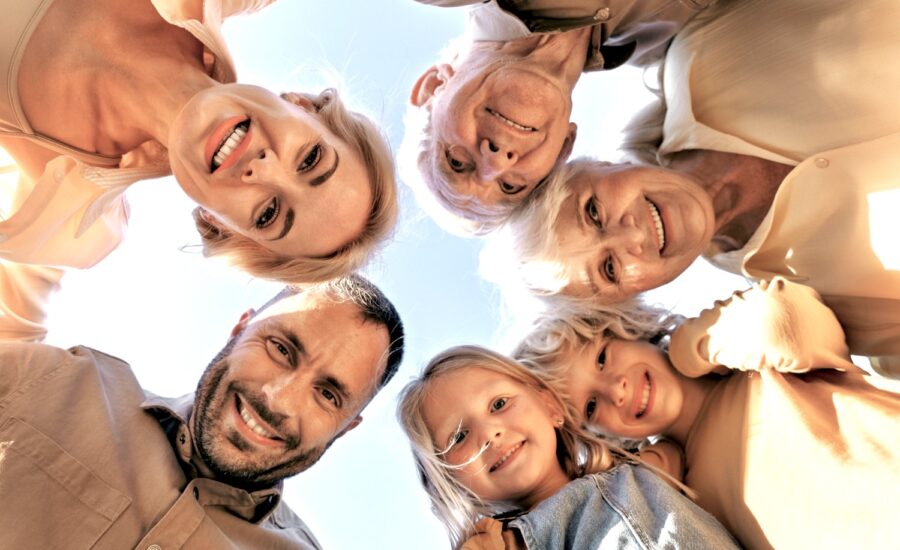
[490,441,525,472]
[486,108,537,132]
[206,117,252,173]
[634,372,652,419]
[235,395,283,444]
[645,199,666,253]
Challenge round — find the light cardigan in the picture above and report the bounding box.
[668,279,900,549]
[658,0,900,374]
[0,0,276,268]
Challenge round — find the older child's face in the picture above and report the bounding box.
[565,338,683,440]
[421,367,570,508]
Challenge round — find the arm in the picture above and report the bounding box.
[0,262,62,342]
[669,277,858,377]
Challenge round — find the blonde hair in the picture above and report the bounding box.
[397,345,621,548]
[194,88,398,284]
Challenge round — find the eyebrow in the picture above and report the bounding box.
[311,149,340,187]
[269,208,295,241]
[324,375,352,402]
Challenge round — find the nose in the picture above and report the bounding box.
[607,214,645,256]
[601,375,628,408]
[242,148,284,183]
[261,375,307,417]
[477,138,518,181]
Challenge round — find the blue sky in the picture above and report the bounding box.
[38,1,750,548]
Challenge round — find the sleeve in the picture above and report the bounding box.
[669,277,857,376]
[0,263,62,343]
[461,518,525,550]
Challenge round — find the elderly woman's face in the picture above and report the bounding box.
[169,84,372,258]
[553,164,715,302]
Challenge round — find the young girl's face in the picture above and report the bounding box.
[564,338,684,439]
[421,367,570,507]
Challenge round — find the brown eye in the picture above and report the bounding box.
[298,144,322,172]
[445,149,470,173]
[256,198,279,229]
[491,397,508,412]
[585,197,602,225]
[602,257,617,283]
[499,180,526,195]
[585,397,597,420]
[597,346,607,368]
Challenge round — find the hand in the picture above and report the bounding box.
[461,518,521,550]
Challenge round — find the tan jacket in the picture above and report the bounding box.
[0,0,275,269]
[418,0,715,69]
[0,342,321,549]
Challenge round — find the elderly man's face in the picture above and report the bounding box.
[192,290,389,486]
[416,59,576,207]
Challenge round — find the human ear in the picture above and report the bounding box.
[336,415,363,438]
[557,123,578,162]
[280,92,319,113]
[537,389,566,426]
[230,308,256,338]
[410,64,454,107]
[194,207,232,241]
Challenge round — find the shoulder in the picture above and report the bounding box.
[264,501,324,550]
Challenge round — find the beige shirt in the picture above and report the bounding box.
[658,0,900,373]
[0,0,275,268]
[0,342,321,549]
[668,281,900,549]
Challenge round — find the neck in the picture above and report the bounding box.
[518,463,571,511]
[669,150,793,250]
[469,27,591,92]
[665,374,718,446]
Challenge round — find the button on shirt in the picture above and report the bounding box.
[0,343,322,549]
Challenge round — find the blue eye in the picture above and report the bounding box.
[585,197,602,225]
[597,346,607,369]
[602,257,617,283]
[449,429,467,448]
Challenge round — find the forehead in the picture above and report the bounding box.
[252,292,389,386]
[421,367,525,429]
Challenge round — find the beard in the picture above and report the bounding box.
[191,349,331,489]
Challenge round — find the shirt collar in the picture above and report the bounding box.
[140,392,285,523]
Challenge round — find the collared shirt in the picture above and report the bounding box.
[421,0,715,70]
[658,0,900,375]
[0,342,321,549]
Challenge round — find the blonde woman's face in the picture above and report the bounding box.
[565,338,683,440]
[553,164,715,302]
[421,367,570,508]
[169,84,372,258]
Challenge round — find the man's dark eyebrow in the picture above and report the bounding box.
[310,149,340,187]
[269,208,295,241]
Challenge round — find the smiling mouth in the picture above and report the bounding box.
[210,119,250,172]
[645,199,666,253]
[636,373,651,418]
[486,108,537,132]
[490,441,525,472]
[235,395,283,442]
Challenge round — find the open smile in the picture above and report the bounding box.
[645,198,666,254]
[234,394,284,446]
[486,108,537,132]
[489,441,525,472]
[207,117,251,173]
[633,372,654,419]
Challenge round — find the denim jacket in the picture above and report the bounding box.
[509,465,739,550]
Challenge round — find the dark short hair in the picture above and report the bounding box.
[256,274,404,388]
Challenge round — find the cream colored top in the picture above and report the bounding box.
[658,0,900,373]
[0,0,276,268]
[669,280,900,549]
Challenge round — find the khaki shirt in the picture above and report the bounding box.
[418,0,715,70]
[0,343,322,549]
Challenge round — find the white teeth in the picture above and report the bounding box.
[490,442,523,472]
[637,374,651,417]
[211,124,248,170]
[646,200,665,251]
[238,400,277,440]
[487,109,536,132]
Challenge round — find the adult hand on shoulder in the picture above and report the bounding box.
[670,277,856,376]
[461,518,524,550]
